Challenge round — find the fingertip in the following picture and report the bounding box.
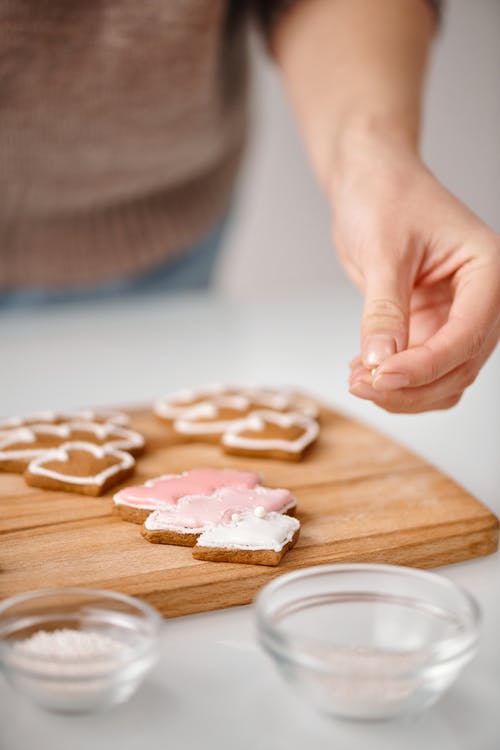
[349,354,363,369]
[362,334,397,369]
[372,372,410,391]
[349,381,376,400]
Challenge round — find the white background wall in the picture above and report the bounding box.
[216,0,500,295]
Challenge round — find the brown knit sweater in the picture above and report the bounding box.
[0,0,441,291]
[0,1,258,289]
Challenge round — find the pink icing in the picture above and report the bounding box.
[114,468,261,509]
[147,486,295,530]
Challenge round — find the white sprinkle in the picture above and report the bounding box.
[254,506,266,518]
[12,628,127,663]
[231,513,241,523]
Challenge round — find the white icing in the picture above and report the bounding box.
[0,425,72,462]
[69,409,129,426]
[195,511,300,552]
[0,422,143,462]
[27,441,135,486]
[173,396,251,435]
[221,410,319,454]
[231,512,241,523]
[153,383,238,420]
[0,409,129,433]
[241,414,266,432]
[244,387,319,419]
[0,412,56,431]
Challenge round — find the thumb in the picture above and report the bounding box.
[361,262,411,369]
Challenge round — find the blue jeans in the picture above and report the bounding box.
[0,214,227,309]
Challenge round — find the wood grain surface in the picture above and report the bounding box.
[0,405,497,618]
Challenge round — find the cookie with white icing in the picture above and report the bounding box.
[153,384,319,424]
[24,442,135,496]
[153,384,245,423]
[0,422,144,473]
[141,486,296,546]
[172,396,255,443]
[0,409,128,435]
[113,468,262,524]
[221,410,319,462]
[192,508,300,566]
[242,387,319,419]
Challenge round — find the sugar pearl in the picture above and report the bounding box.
[254,506,266,518]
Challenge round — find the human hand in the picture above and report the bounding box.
[330,132,500,413]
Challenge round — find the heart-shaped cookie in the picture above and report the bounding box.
[153,384,245,422]
[0,422,144,473]
[0,408,128,436]
[221,410,319,462]
[24,441,135,496]
[172,396,254,443]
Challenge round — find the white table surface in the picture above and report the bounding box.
[1,287,499,750]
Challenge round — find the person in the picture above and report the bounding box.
[0,0,498,415]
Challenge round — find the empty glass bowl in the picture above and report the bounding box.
[255,563,480,720]
[0,588,161,713]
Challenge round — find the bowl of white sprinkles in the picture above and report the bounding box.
[0,588,161,713]
[256,564,480,720]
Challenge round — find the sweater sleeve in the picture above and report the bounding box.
[253,0,443,50]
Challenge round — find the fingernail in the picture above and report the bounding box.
[372,372,409,391]
[364,335,397,367]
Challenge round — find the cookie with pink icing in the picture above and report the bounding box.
[0,422,144,473]
[192,508,300,566]
[25,441,135,496]
[113,468,262,524]
[0,409,129,436]
[141,485,296,546]
[221,410,319,462]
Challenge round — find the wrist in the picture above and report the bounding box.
[327,114,421,201]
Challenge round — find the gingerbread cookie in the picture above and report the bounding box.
[243,387,319,419]
[154,384,319,423]
[153,384,243,423]
[172,396,254,443]
[0,422,144,473]
[113,468,262,524]
[142,485,296,546]
[0,409,128,435]
[25,441,135,496]
[221,410,319,462]
[192,508,300,566]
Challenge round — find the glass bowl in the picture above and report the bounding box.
[0,588,161,714]
[255,563,480,721]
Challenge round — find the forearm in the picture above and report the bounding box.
[272,0,437,190]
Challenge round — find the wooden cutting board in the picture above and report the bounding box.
[0,405,497,618]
